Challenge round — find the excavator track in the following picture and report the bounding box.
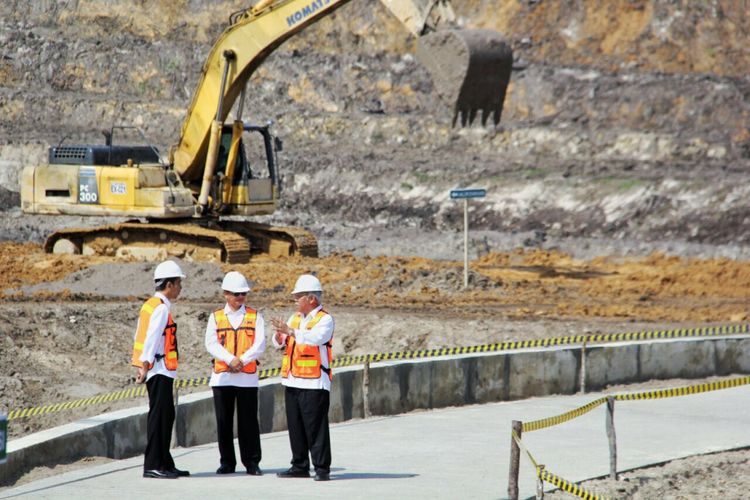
[44,221,318,262]
[44,222,251,263]
[221,221,319,258]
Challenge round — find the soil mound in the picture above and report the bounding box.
[13,260,224,300]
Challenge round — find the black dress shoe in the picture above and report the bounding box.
[313,472,330,481]
[143,469,178,479]
[216,465,236,474]
[246,465,263,476]
[276,467,310,478]
[167,467,190,477]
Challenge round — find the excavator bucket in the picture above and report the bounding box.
[417,29,513,127]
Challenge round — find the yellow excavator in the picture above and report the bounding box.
[21,0,512,263]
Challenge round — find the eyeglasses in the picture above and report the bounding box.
[232,292,247,297]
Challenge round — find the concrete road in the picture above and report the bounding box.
[3,384,750,499]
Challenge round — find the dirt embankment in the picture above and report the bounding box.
[3,242,750,322]
[546,446,750,499]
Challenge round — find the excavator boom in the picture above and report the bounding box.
[172,0,352,182]
[172,0,513,181]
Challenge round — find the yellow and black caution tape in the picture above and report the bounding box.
[8,386,148,420]
[575,323,748,344]
[514,379,750,500]
[513,363,750,498]
[511,429,538,469]
[523,398,608,433]
[522,375,750,433]
[539,468,609,500]
[173,376,210,389]
[332,323,750,366]
[512,429,607,499]
[7,323,749,421]
[615,375,750,402]
[332,321,750,368]
[9,369,282,420]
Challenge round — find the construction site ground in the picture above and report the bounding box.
[3,0,750,496]
[2,226,750,495]
[5,385,750,499]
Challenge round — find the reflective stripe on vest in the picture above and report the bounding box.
[280,310,333,380]
[132,296,178,370]
[213,307,258,374]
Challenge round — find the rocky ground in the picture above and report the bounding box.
[546,446,750,499]
[1,0,750,496]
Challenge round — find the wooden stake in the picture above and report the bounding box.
[606,395,618,480]
[508,420,522,500]
[363,360,371,418]
[536,464,545,499]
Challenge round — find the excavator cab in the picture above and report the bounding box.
[208,123,281,217]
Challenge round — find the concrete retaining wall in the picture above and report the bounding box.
[4,335,750,484]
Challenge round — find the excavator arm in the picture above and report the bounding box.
[171,0,512,193]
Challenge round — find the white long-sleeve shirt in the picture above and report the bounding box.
[272,305,334,391]
[137,292,176,381]
[205,304,266,387]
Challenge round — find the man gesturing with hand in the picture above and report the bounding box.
[272,274,334,482]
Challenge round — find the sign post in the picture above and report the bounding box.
[0,413,7,464]
[450,188,486,288]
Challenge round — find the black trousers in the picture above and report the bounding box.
[144,374,176,472]
[284,386,331,474]
[212,386,261,469]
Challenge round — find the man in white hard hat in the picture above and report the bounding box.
[271,273,335,481]
[131,260,189,479]
[205,271,266,476]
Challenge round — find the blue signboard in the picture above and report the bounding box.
[450,189,486,199]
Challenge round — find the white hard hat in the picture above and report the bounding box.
[292,274,322,294]
[153,260,186,280]
[222,271,250,293]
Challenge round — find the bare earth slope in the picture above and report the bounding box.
[1,1,750,249]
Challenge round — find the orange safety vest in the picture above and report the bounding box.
[131,296,178,370]
[281,310,333,380]
[213,307,258,374]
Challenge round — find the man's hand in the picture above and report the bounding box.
[274,331,287,346]
[271,317,292,336]
[135,362,150,384]
[229,357,243,372]
[272,317,293,347]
